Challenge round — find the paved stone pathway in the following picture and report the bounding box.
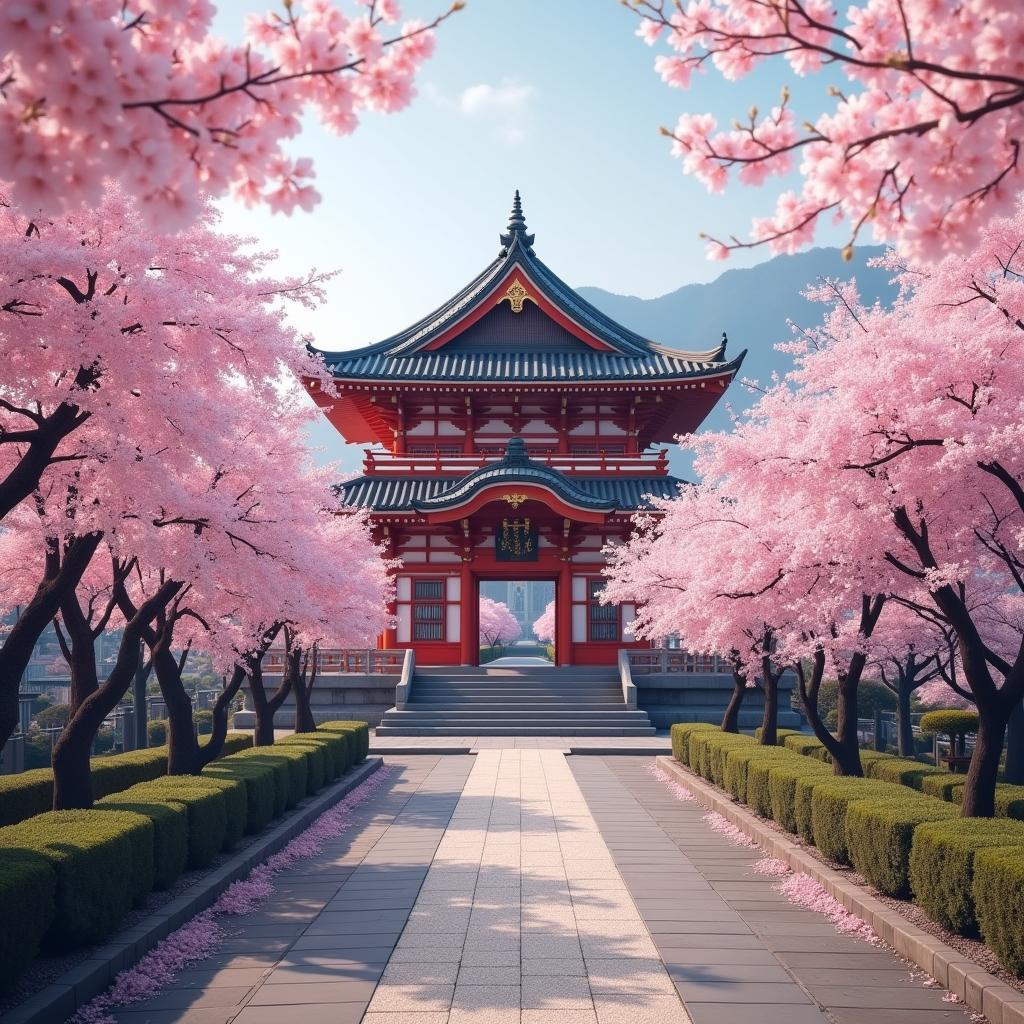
[107,752,979,1024]
[570,756,974,1024]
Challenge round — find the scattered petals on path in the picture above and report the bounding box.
[775,872,879,944]
[702,809,760,848]
[646,761,695,800]
[69,764,393,1024]
[753,855,790,877]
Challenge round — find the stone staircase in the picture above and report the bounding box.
[375,665,657,736]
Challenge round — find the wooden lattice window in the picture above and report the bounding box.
[588,580,619,642]
[412,579,445,641]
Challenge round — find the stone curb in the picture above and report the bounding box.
[6,757,384,1024]
[656,755,1024,1024]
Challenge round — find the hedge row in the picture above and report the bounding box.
[0,721,370,993]
[670,723,1024,976]
[0,733,253,827]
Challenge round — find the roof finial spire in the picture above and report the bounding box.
[499,189,535,256]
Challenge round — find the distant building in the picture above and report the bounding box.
[308,194,742,666]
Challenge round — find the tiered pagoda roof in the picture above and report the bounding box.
[312,191,745,385]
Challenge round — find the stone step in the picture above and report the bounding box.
[375,726,658,736]
[387,711,648,722]
[407,702,629,710]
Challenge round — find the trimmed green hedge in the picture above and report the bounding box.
[723,745,788,803]
[0,732,253,829]
[974,847,1024,974]
[0,851,55,992]
[670,722,717,764]
[783,733,831,761]
[846,795,957,896]
[203,760,276,835]
[278,736,327,793]
[95,793,188,890]
[0,810,153,949]
[864,756,948,791]
[320,720,370,762]
[809,778,905,864]
[910,818,1024,935]
[124,778,226,869]
[745,749,801,818]
[767,757,832,834]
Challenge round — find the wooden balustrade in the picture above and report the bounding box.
[625,650,730,674]
[264,649,405,675]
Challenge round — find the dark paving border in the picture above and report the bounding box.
[572,756,980,1024]
[6,758,383,1024]
[654,755,1024,1024]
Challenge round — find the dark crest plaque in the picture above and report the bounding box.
[496,518,538,561]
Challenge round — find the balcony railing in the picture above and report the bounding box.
[263,648,405,675]
[363,449,670,477]
[626,650,731,674]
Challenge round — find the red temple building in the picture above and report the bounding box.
[308,193,744,670]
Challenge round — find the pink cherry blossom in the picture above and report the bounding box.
[0,1,458,227]
[629,0,1024,261]
[479,597,521,648]
[532,600,555,644]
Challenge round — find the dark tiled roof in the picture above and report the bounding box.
[312,194,744,385]
[339,474,682,513]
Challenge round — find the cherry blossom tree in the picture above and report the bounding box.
[0,186,328,750]
[479,597,521,650]
[532,600,555,645]
[739,206,1024,814]
[628,0,1024,262]
[1,0,458,226]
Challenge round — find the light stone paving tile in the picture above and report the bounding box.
[353,750,691,1024]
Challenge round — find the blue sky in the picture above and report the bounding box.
[213,0,844,469]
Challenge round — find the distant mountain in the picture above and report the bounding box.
[578,246,899,476]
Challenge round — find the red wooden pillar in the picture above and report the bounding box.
[556,563,573,666]
[459,561,475,666]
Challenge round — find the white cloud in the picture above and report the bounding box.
[458,80,536,118]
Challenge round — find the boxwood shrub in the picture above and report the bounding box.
[767,757,833,834]
[0,809,152,949]
[277,736,326,792]
[783,733,831,761]
[920,772,964,801]
[95,793,188,890]
[707,734,757,788]
[321,720,369,762]
[754,727,801,745]
[865,756,948,791]
[125,779,226,869]
[90,748,168,800]
[973,846,1024,975]
[0,769,54,827]
[809,778,905,864]
[203,760,276,834]
[670,722,716,765]
[745,749,803,818]
[0,850,55,992]
[909,818,1024,935]
[846,795,957,897]
[723,745,788,803]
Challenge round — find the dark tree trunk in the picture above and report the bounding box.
[962,709,1008,817]
[831,670,864,776]
[1004,701,1024,785]
[759,657,779,746]
[52,579,179,809]
[896,676,915,757]
[721,670,746,734]
[197,666,247,768]
[248,652,291,747]
[291,646,319,734]
[151,639,203,776]
[0,533,101,749]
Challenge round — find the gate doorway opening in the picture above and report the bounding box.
[478,579,555,665]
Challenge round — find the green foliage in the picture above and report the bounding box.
[125,779,226,868]
[148,719,167,744]
[767,757,832,833]
[204,760,275,834]
[919,710,980,738]
[809,778,904,864]
[973,846,1024,975]
[0,810,152,949]
[279,733,348,781]
[181,775,246,849]
[783,733,831,762]
[723,745,786,802]
[670,722,716,764]
[0,769,54,827]
[90,748,168,799]
[0,850,55,992]
[845,795,957,897]
[228,749,290,815]
[277,736,327,792]
[95,793,188,890]
[705,733,757,787]
[193,709,214,735]
[320,720,370,762]
[272,746,310,806]
[909,818,1024,935]
[920,772,965,801]
[994,785,1024,821]
[865,756,948,791]
[34,703,70,729]
[753,727,801,745]
[745,749,801,818]
[24,733,52,769]
[216,732,254,756]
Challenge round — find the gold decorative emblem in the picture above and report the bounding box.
[499,518,535,558]
[503,493,528,509]
[499,280,531,313]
